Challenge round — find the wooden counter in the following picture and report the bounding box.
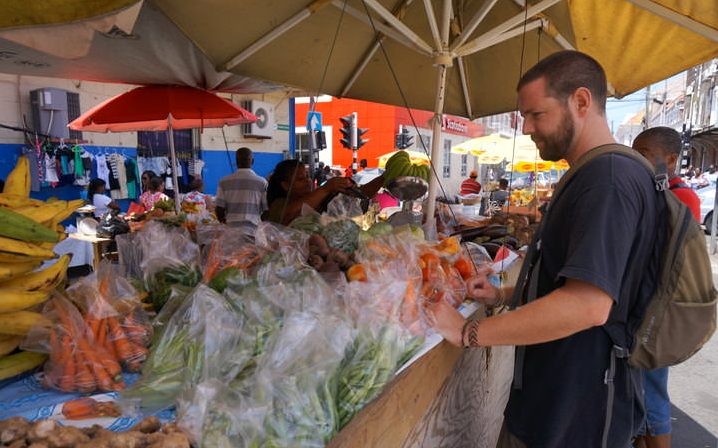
[328,317,514,448]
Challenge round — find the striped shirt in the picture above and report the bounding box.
[215,169,268,229]
[460,178,482,195]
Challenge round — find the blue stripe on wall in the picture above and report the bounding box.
[0,144,284,205]
[200,150,283,195]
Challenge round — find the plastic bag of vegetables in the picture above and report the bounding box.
[122,285,243,412]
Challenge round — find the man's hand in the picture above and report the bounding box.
[465,266,501,305]
[425,298,465,347]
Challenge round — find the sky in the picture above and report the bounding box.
[606,89,646,133]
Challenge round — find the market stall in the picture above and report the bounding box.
[0,154,525,447]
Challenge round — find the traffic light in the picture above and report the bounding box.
[339,114,354,149]
[395,125,413,149]
[356,127,369,150]
[314,130,326,150]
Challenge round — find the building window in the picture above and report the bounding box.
[417,134,430,152]
[443,139,451,178]
[461,154,468,176]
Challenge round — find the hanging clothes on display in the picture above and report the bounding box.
[108,153,128,199]
[125,158,139,199]
[95,154,110,186]
[43,153,59,186]
[21,146,42,192]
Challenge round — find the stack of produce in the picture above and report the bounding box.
[0,156,82,381]
[382,150,431,185]
[0,416,190,448]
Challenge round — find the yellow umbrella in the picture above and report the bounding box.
[377,150,430,168]
[451,133,510,156]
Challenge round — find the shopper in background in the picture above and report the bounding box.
[429,50,662,448]
[215,147,267,233]
[460,170,482,195]
[139,176,169,211]
[181,178,214,214]
[88,178,120,218]
[490,178,510,205]
[140,170,156,194]
[632,126,700,448]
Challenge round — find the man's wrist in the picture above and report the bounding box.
[461,319,481,348]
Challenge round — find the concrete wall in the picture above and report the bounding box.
[0,75,290,200]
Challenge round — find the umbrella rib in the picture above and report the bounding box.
[332,0,431,55]
[222,0,332,71]
[422,0,442,50]
[340,0,415,97]
[626,0,718,43]
[457,56,473,118]
[454,0,560,57]
[362,0,433,54]
[458,18,544,57]
[449,0,499,52]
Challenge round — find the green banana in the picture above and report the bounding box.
[0,206,60,243]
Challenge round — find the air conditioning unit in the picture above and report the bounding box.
[241,100,274,139]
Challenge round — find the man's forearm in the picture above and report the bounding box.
[473,283,612,347]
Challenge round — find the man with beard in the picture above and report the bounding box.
[428,50,661,448]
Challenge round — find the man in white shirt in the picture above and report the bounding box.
[215,147,268,232]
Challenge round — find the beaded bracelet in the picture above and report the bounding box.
[462,319,481,348]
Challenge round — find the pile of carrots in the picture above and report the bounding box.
[42,283,151,393]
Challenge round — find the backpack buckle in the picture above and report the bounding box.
[654,173,669,191]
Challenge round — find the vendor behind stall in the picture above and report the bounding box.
[265,159,384,225]
[88,178,120,218]
[139,176,169,211]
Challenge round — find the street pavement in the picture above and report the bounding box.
[666,237,718,448]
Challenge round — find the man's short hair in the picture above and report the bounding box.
[236,147,253,166]
[634,126,682,156]
[498,178,509,188]
[517,50,608,113]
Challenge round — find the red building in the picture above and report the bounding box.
[295,97,484,169]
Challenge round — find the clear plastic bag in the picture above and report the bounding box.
[23,293,125,393]
[122,284,242,412]
[325,193,363,218]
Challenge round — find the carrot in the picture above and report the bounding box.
[77,339,115,392]
[73,351,96,393]
[123,309,150,347]
[57,334,76,392]
[107,316,139,365]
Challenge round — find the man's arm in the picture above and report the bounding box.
[431,278,613,347]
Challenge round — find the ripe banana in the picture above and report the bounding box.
[49,199,85,227]
[0,289,49,312]
[0,351,47,381]
[0,236,56,260]
[3,156,30,197]
[0,335,23,357]
[0,194,44,209]
[0,254,70,292]
[0,207,60,243]
[0,311,50,336]
[0,261,39,281]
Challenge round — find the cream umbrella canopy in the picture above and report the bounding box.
[1,0,717,229]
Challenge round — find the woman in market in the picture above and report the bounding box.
[139,176,169,212]
[265,159,384,225]
[87,178,121,218]
[140,170,157,194]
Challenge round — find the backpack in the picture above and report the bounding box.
[511,144,716,371]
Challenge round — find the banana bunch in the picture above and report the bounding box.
[0,156,73,380]
[383,151,431,186]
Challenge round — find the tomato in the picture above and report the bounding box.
[453,257,474,279]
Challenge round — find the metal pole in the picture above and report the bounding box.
[351,111,358,174]
[307,97,317,183]
[167,121,182,213]
[288,97,296,158]
[711,177,717,254]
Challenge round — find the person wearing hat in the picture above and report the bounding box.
[460,170,482,196]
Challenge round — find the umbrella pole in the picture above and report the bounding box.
[424,0,452,239]
[167,122,182,213]
[424,65,448,239]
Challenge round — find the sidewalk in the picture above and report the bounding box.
[665,237,718,447]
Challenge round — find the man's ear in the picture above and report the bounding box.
[572,87,592,116]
